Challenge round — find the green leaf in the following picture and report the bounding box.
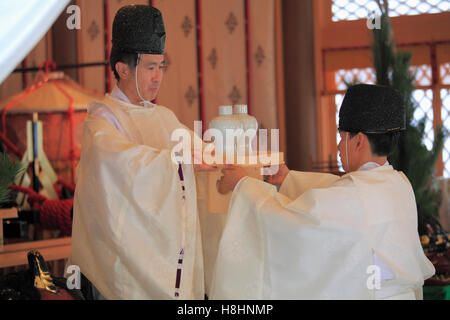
[370,10,448,219]
[0,152,25,206]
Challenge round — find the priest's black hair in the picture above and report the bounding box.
[109,46,138,81]
[349,131,401,156]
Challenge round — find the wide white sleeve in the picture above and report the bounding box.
[279,170,340,199]
[88,103,127,136]
[210,177,373,300]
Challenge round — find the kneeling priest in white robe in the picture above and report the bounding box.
[213,84,435,300]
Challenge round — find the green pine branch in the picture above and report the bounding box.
[370,1,448,219]
[0,152,25,206]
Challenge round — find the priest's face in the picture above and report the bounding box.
[134,54,165,102]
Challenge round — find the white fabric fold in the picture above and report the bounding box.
[0,0,70,83]
[210,166,434,299]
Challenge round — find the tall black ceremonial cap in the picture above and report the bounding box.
[112,5,165,54]
[338,84,406,134]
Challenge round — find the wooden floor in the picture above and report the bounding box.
[0,237,71,269]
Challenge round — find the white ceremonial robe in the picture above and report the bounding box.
[70,94,204,299]
[210,165,435,299]
[195,172,228,296]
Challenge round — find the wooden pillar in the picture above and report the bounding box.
[282,0,318,171]
[52,0,78,81]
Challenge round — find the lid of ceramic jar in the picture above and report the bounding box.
[233,104,248,114]
[218,105,233,115]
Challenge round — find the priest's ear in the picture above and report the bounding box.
[115,62,132,81]
[355,132,365,151]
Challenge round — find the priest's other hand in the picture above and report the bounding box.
[263,163,290,185]
[217,165,248,194]
[194,163,218,172]
[192,148,217,172]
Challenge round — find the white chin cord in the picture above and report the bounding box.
[135,53,152,108]
[345,132,349,171]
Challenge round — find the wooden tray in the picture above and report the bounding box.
[205,152,284,214]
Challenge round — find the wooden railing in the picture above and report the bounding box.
[0,208,71,269]
[0,237,71,269]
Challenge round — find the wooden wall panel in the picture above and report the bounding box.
[324,46,431,77]
[437,44,450,66]
[78,0,105,94]
[321,11,450,50]
[200,0,247,128]
[282,0,318,171]
[153,0,200,130]
[52,0,78,82]
[275,0,286,154]
[24,36,48,87]
[0,70,22,104]
[248,0,277,130]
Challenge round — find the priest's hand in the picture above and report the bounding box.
[192,148,217,172]
[217,165,248,194]
[263,163,290,185]
[194,163,217,172]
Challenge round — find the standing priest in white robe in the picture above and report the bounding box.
[70,5,209,299]
[214,84,435,300]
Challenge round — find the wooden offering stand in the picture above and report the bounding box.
[205,152,284,214]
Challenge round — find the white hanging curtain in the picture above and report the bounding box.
[0,0,70,84]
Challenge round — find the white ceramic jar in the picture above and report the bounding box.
[233,104,258,155]
[208,105,242,155]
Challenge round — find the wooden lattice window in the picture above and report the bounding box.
[332,0,450,21]
[333,65,443,172]
[440,61,450,177]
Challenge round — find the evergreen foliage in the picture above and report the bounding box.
[0,152,24,207]
[372,1,447,218]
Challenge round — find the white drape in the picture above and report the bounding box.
[0,0,70,84]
